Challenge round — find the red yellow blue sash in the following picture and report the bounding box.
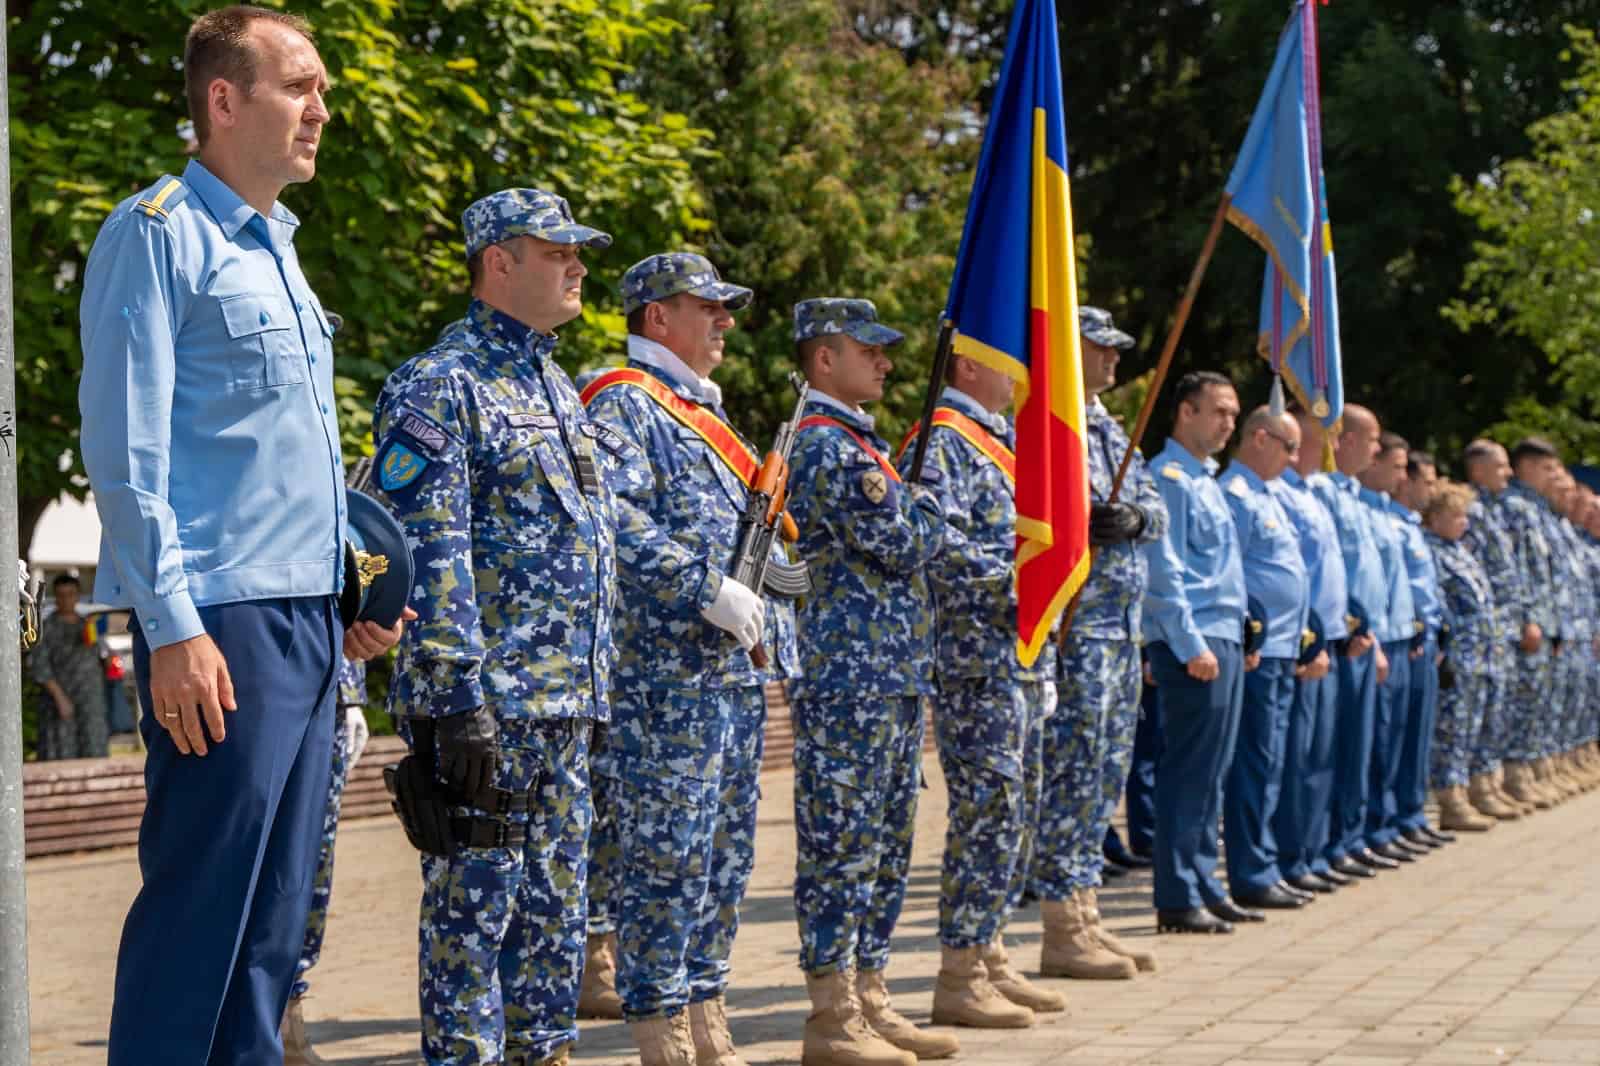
[580,368,758,487]
[795,415,902,483]
[895,407,1016,486]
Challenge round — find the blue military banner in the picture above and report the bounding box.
[1224,0,1343,428]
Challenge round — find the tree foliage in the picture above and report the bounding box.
[1448,27,1600,461]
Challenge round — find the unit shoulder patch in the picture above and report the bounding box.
[860,468,889,505]
[133,177,187,222]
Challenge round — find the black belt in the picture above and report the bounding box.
[450,816,529,849]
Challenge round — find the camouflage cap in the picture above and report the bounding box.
[461,188,612,260]
[793,298,904,346]
[621,252,752,315]
[1079,305,1135,349]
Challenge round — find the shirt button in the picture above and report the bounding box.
[296,301,305,311]
[259,310,270,325]
[310,355,317,364]
[321,404,329,414]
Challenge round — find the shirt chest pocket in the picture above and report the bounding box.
[491,422,593,545]
[219,293,305,390]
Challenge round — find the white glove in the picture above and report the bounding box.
[343,705,370,770]
[700,576,765,651]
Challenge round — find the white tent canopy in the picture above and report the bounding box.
[30,493,101,570]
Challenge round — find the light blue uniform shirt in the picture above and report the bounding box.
[1271,468,1349,641]
[1221,463,1309,660]
[1141,439,1246,662]
[1361,487,1418,644]
[1312,472,1389,638]
[79,160,345,650]
[1392,502,1443,639]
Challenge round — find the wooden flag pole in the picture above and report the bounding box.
[1056,191,1233,644]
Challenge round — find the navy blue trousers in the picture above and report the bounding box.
[1331,645,1377,860]
[1224,658,1296,895]
[1277,671,1338,880]
[1150,637,1244,911]
[1122,681,1162,854]
[110,597,338,1066]
[1366,641,1413,848]
[1396,637,1439,833]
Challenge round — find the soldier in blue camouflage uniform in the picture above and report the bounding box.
[1421,482,1498,831]
[583,252,799,1066]
[281,657,371,1065]
[784,298,953,1066]
[1035,307,1164,979]
[903,353,1064,1029]
[1501,439,1563,808]
[374,188,619,1066]
[1544,471,1594,792]
[1460,441,1529,819]
[1576,496,1600,778]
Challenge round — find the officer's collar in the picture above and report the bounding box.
[805,390,876,434]
[1160,438,1217,478]
[1329,470,1362,494]
[627,334,723,408]
[183,159,299,246]
[1224,460,1269,492]
[466,298,558,365]
[1280,467,1306,488]
[938,386,1008,437]
[1357,484,1391,508]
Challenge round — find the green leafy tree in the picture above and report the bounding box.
[1448,27,1600,462]
[10,0,711,554]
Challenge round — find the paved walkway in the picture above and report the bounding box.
[24,762,1600,1065]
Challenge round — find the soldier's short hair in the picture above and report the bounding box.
[50,573,79,590]
[1424,480,1474,520]
[1461,439,1500,468]
[1510,436,1560,467]
[1172,371,1232,414]
[1406,450,1435,477]
[1378,431,1409,458]
[795,334,838,375]
[185,6,316,146]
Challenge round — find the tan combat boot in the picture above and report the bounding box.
[856,967,961,1060]
[687,995,747,1066]
[1039,897,1136,980]
[1437,785,1496,832]
[981,935,1067,1012]
[632,1012,697,1066]
[930,945,1035,1029]
[1534,757,1571,801]
[1492,766,1537,814]
[1468,773,1520,820]
[580,931,625,1020]
[1504,761,1552,809]
[517,1046,571,1066]
[1078,888,1158,973]
[802,969,916,1066]
[280,996,328,1066]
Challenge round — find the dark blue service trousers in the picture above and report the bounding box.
[109,596,338,1066]
[1150,636,1244,912]
[1366,640,1413,848]
[1277,670,1338,880]
[1331,644,1377,860]
[1224,657,1296,895]
[1122,681,1162,854]
[1395,636,1439,833]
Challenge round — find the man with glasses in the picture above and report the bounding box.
[1218,409,1313,912]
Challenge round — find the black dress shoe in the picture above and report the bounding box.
[1206,897,1266,923]
[1393,834,1432,855]
[1374,841,1417,863]
[1287,872,1337,894]
[1401,828,1440,850]
[1331,856,1376,878]
[1104,838,1154,869]
[1318,866,1354,886]
[1351,848,1399,871]
[1236,884,1310,909]
[1157,907,1234,934]
[1276,879,1316,901]
[1422,826,1456,845]
[1102,861,1129,880]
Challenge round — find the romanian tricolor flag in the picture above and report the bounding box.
[943,0,1089,668]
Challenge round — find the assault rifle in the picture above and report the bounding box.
[731,372,813,667]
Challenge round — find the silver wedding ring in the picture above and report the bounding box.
[162,711,179,720]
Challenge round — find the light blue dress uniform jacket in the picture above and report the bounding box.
[1312,473,1389,637]
[1271,469,1349,641]
[1361,488,1418,644]
[1393,504,1443,640]
[1220,463,1309,660]
[79,160,345,649]
[1141,440,1247,662]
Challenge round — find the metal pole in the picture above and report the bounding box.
[905,319,956,484]
[0,3,31,1059]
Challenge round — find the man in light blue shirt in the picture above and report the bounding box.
[1219,409,1312,910]
[1358,432,1422,862]
[78,11,403,1064]
[1272,410,1348,893]
[1141,372,1250,934]
[1309,404,1394,878]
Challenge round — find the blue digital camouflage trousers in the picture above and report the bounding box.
[291,714,353,999]
[1431,667,1488,790]
[1002,680,1052,920]
[1554,641,1590,752]
[934,676,1029,948]
[1036,637,1140,898]
[418,721,593,1066]
[792,693,924,975]
[1469,642,1514,777]
[1506,644,1553,763]
[612,685,766,1020]
[584,736,620,938]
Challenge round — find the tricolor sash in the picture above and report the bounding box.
[580,368,758,487]
[895,407,1016,486]
[796,415,902,483]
